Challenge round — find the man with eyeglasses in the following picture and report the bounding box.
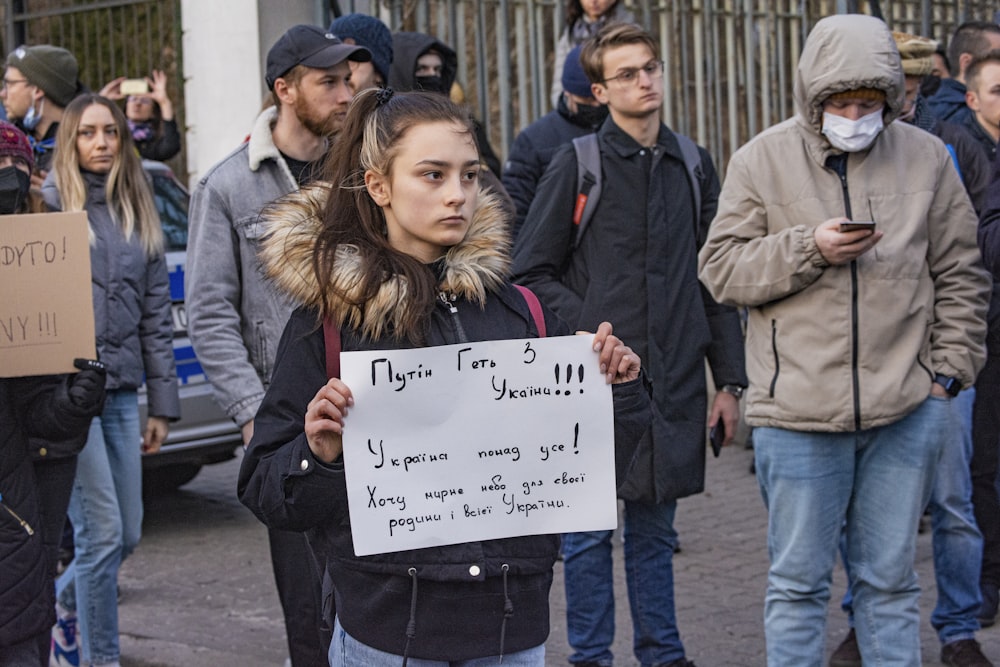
[1,45,82,184]
[513,22,745,667]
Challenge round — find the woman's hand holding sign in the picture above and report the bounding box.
[585,321,641,385]
[305,378,355,464]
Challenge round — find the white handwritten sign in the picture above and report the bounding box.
[340,335,617,556]
[0,212,95,377]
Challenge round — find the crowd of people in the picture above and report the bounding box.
[2,3,1000,667]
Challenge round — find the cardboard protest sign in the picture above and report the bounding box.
[340,335,617,556]
[0,211,95,376]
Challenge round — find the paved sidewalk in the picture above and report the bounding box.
[118,442,1000,666]
[543,441,1000,666]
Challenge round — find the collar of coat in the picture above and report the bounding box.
[258,183,512,339]
[599,117,687,163]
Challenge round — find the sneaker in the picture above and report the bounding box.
[50,606,79,667]
[979,583,999,629]
[655,660,697,667]
[829,628,861,667]
[941,639,994,667]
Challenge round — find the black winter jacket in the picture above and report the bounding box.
[512,118,747,502]
[0,376,98,647]
[502,96,603,240]
[238,186,651,661]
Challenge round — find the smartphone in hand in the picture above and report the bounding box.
[710,421,724,457]
[839,220,876,233]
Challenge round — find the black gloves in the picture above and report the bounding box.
[68,358,107,413]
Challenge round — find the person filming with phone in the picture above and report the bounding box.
[100,70,180,161]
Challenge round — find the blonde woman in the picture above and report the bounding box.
[42,94,178,667]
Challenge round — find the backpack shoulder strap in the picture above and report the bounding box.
[674,133,703,230]
[323,316,342,379]
[513,284,546,338]
[571,133,602,248]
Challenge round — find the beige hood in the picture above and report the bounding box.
[794,14,905,134]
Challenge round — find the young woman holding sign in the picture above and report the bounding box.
[42,94,178,667]
[238,89,649,666]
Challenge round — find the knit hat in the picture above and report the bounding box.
[826,87,887,104]
[0,120,35,172]
[5,45,79,108]
[562,45,593,98]
[330,13,393,84]
[892,31,937,77]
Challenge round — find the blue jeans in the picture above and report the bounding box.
[57,390,144,665]
[328,617,545,666]
[754,396,949,667]
[838,389,983,645]
[562,500,683,667]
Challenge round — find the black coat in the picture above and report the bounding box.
[979,151,1000,278]
[512,118,747,502]
[238,282,650,661]
[502,96,602,240]
[0,376,95,648]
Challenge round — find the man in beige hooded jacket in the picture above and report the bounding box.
[699,14,990,667]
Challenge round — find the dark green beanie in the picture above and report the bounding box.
[6,45,79,108]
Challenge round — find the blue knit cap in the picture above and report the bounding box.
[330,13,393,84]
[561,45,592,98]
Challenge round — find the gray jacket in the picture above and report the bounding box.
[185,107,297,426]
[42,171,179,419]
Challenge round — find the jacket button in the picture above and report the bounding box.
[469,565,481,577]
[300,459,309,471]
[38,447,47,457]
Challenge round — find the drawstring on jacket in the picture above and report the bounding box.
[402,567,419,667]
[398,563,517,664]
[499,563,514,662]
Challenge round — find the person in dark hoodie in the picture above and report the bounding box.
[502,45,608,240]
[0,121,107,667]
[389,31,504,177]
[238,89,649,666]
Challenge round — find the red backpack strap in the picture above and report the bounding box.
[514,284,546,338]
[323,316,342,379]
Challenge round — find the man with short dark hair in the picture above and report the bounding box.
[186,25,370,667]
[514,22,746,667]
[928,21,1000,124]
[965,51,1000,161]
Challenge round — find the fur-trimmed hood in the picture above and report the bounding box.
[258,184,512,339]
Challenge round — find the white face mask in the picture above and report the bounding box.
[821,108,884,152]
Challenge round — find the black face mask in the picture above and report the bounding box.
[415,75,448,95]
[573,103,609,129]
[0,165,31,215]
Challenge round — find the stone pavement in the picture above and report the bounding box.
[118,442,1000,666]
[543,440,1000,666]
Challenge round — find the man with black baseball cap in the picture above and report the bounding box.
[186,24,369,667]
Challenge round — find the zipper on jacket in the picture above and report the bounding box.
[437,292,470,344]
[828,154,863,430]
[769,319,780,398]
[0,494,35,535]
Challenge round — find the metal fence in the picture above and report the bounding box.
[348,0,999,170]
[1,0,185,171]
[1,0,997,174]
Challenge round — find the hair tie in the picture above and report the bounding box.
[375,86,394,106]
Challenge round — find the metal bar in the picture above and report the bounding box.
[8,0,157,22]
[693,0,706,143]
[496,0,513,159]
[515,2,529,132]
